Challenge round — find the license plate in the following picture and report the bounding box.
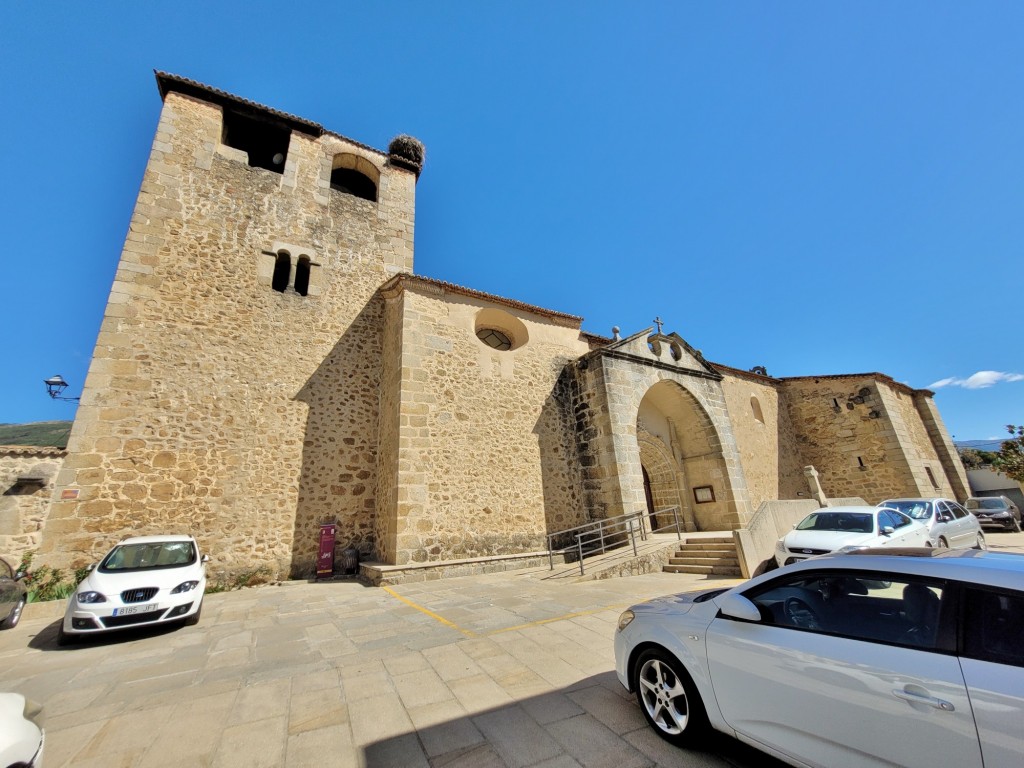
[113,602,158,616]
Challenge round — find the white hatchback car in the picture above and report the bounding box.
[60,535,208,645]
[615,548,1024,768]
[775,505,931,567]
[881,497,986,550]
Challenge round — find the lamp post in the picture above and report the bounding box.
[43,375,81,402]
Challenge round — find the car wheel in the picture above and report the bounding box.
[973,533,988,550]
[1,596,25,630]
[632,648,711,748]
[936,536,949,549]
[57,624,78,647]
[184,599,203,626]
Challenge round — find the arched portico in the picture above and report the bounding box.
[637,380,735,531]
[568,328,751,531]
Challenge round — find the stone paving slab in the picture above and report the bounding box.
[4,533,1022,767]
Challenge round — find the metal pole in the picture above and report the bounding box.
[630,519,638,557]
[548,533,554,570]
[577,537,584,576]
[674,506,682,540]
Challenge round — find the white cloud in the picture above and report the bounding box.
[928,371,1024,390]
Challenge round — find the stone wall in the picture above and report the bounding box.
[717,370,807,508]
[779,375,965,503]
[40,85,417,577]
[380,278,591,563]
[0,447,65,566]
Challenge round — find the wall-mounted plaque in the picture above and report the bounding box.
[693,485,715,504]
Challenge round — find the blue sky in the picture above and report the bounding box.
[2,2,1021,441]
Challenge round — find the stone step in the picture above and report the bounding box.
[668,555,739,567]
[665,535,741,577]
[681,536,733,544]
[674,545,736,555]
[663,563,743,576]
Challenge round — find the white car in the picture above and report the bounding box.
[775,505,932,567]
[0,692,43,767]
[881,497,986,549]
[615,548,1024,768]
[60,535,208,645]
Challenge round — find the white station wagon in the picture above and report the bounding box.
[615,548,1024,768]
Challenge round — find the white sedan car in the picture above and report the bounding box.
[881,497,986,549]
[615,548,1024,768]
[775,505,932,568]
[60,535,208,645]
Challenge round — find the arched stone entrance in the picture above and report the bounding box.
[637,379,734,531]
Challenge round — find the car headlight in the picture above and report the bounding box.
[616,610,635,632]
[775,539,786,552]
[171,581,200,594]
[837,545,867,553]
[76,591,106,604]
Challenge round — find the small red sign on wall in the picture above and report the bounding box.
[316,523,336,579]
[61,489,80,500]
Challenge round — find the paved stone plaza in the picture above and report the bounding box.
[1,567,770,768]
[3,531,1022,767]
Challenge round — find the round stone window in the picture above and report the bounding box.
[476,328,512,351]
[474,308,528,351]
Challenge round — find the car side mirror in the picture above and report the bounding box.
[14,570,27,581]
[881,525,895,535]
[201,554,211,564]
[938,514,952,522]
[717,593,763,622]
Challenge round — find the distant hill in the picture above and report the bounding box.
[956,439,1007,452]
[0,421,73,448]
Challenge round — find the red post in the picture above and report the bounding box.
[316,523,336,579]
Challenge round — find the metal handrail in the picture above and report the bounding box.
[547,506,683,575]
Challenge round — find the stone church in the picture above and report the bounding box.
[23,73,967,578]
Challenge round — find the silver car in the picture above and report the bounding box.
[881,498,986,549]
[615,548,1024,767]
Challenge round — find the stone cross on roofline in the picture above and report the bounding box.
[653,316,664,335]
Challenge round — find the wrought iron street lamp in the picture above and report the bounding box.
[44,375,80,402]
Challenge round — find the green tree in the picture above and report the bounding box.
[992,424,1024,483]
[959,448,985,469]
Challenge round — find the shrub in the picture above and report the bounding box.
[17,551,89,603]
[204,566,273,594]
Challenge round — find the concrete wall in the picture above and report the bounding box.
[734,498,822,578]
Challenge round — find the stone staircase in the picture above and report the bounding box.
[663,535,741,576]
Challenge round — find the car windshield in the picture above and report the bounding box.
[100,541,196,571]
[967,498,1006,510]
[795,512,874,533]
[883,501,932,520]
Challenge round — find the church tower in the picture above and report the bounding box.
[42,73,421,577]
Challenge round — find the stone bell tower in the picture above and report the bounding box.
[41,72,423,577]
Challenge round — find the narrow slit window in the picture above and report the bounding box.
[272,252,291,293]
[294,256,311,297]
[925,466,939,488]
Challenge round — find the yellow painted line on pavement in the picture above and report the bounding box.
[381,585,478,637]
[382,579,750,638]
